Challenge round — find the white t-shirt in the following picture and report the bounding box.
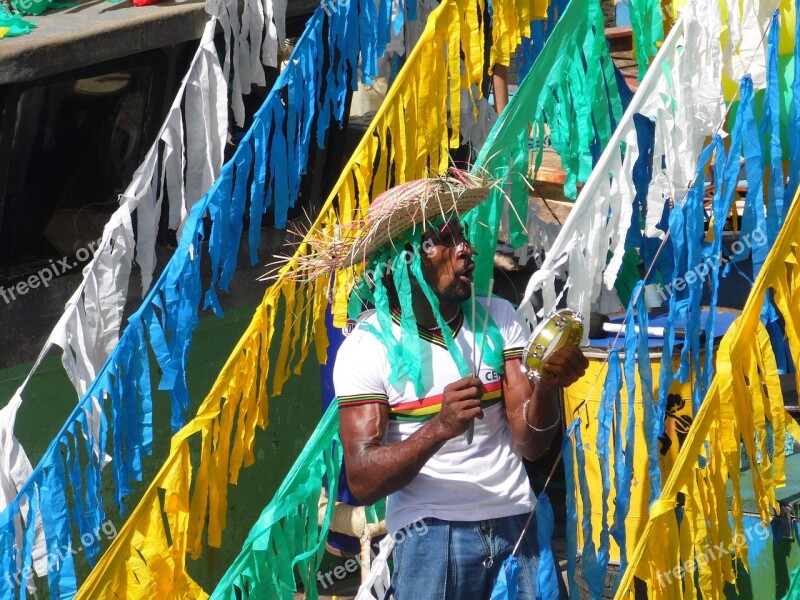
[333,297,536,534]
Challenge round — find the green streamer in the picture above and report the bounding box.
[209,404,375,599]
[465,0,624,295]
[0,4,35,36]
[458,297,506,375]
[629,0,664,77]
[394,255,425,395]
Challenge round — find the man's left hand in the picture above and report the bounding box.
[539,345,588,390]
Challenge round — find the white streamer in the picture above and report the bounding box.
[518,0,733,337]
[355,535,396,600]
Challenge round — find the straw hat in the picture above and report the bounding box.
[268,169,491,281]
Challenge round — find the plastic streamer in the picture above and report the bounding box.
[587,345,617,593]
[0,0,286,542]
[534,493,559,600]
[489,0,548,68]
[72,0,548,596]
[614,184,800,599]
[0,5,35,36]
[517,0,800,597]
[515,0,569,81]
[628,0,664,76]
[205,404,352,599]
[761,10,793,368]
[606,350,630,578]
[0,3,393,597]
[465,0,624,295]
[789,0,800,200]
[516,0,725,339]
[562,420,581,600]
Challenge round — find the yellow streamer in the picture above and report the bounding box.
[490,0,549,68]
[74,0,548,596]
[615,187,800,599]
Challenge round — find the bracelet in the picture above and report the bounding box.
[522,398,561,432]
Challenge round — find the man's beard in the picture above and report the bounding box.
[440,279,472,302]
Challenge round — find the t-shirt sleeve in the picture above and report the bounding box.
[490,298,530,362]
[332,328,390,409]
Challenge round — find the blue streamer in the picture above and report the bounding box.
[204,169,234,317]
[574,423,606,598]
[702,136,726,400]
[491,557,519,600]
[270,103,289,228]
[739,77,769,278]
[760,11,792,369]
[625,114,672,279]
[764,10,785,242]
[18,489,38,595]
[359,0,378,84]
[39,457,77,598]
[535,493,559,600]
[605,350,629,583]
[631,283,662,503]
[593,348,617,589]
[221,142,253,290]
[562,419,581,600]
[249,121,268,265]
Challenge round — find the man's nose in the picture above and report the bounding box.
[455,240,473,258]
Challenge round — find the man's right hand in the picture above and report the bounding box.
[432,375,485,440]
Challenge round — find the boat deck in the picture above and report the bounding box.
[0,0,207,85]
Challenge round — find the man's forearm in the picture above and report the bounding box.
[515,384,561,461]
[347,421,449,506]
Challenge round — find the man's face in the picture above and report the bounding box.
[419,218,475,303]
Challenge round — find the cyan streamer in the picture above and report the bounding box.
[209,404,347,599]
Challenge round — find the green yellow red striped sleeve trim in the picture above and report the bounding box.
[337,394,390,409]
[388,381,503,421]
[503,347,524,361]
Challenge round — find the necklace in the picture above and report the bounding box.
[428,309,461,332]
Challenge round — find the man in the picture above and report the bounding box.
[332,173,588,599]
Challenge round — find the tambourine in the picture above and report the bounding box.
[522,309,584,381]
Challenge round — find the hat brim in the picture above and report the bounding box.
[344,184,490,267]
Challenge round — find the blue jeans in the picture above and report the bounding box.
[386,513,565,600]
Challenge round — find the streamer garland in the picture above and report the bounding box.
[548,0,800,596]
[69,0,571,595]
[0,2,392,597]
